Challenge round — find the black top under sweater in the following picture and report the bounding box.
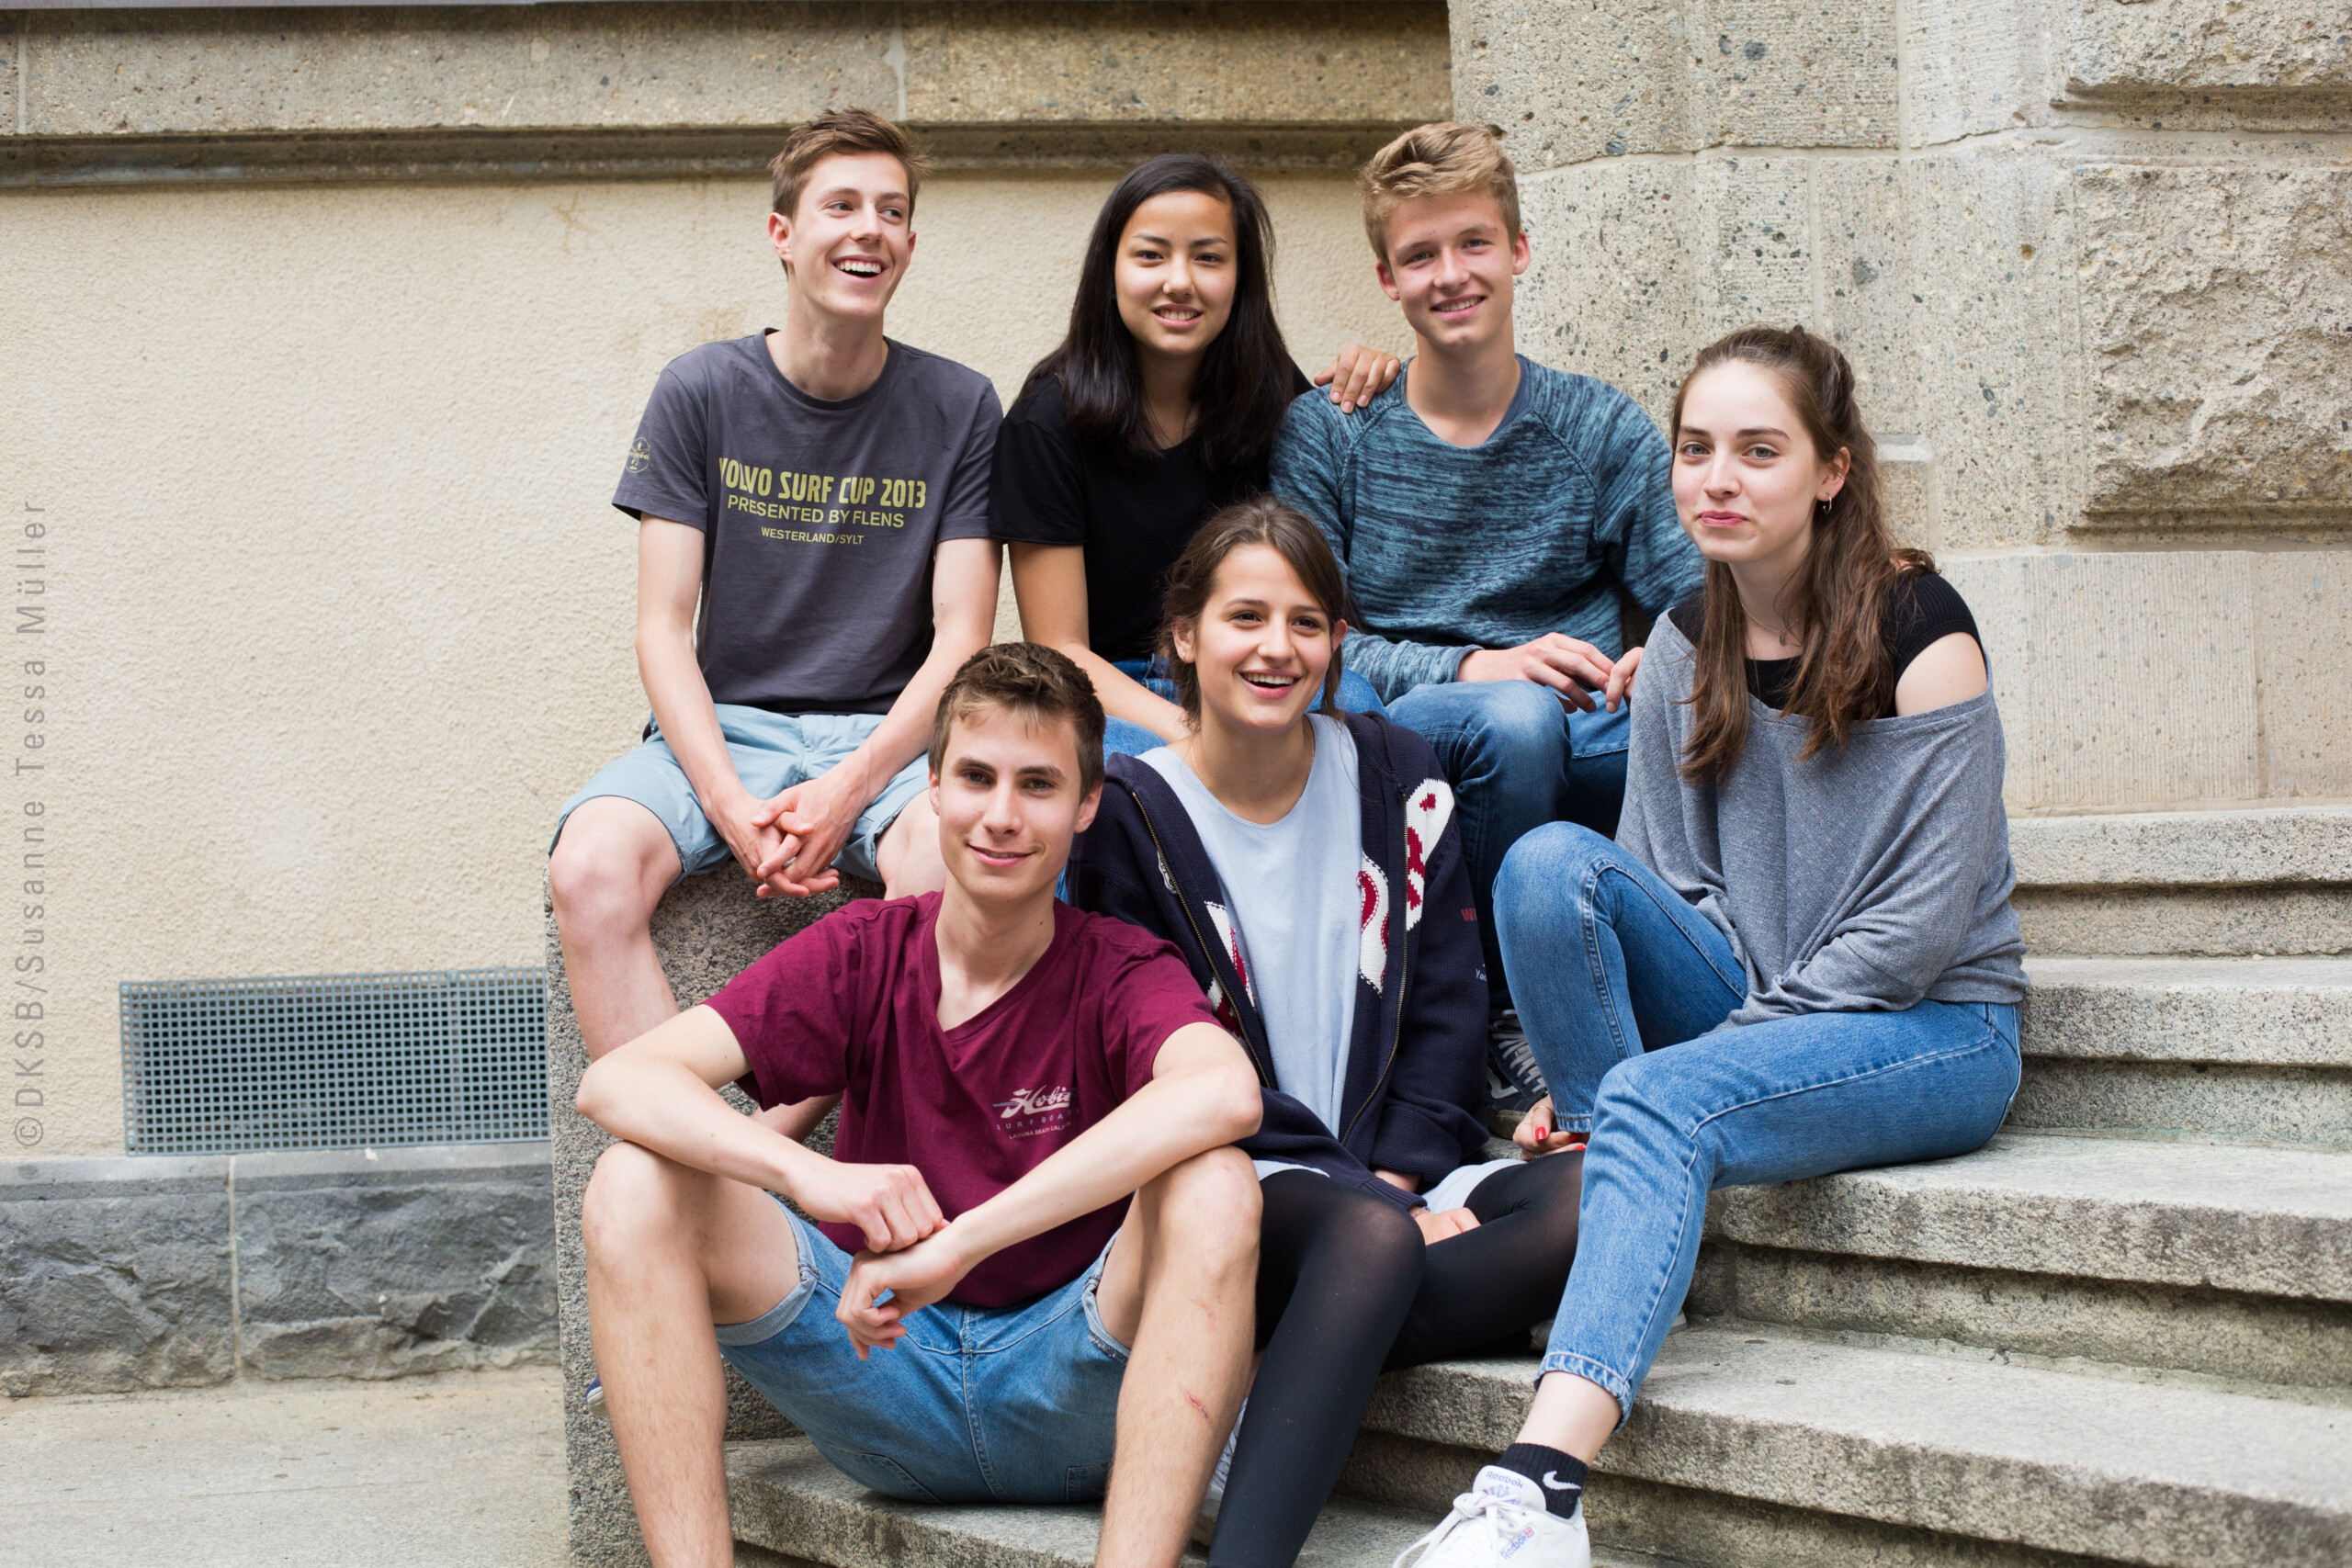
[1663,570,1981,715]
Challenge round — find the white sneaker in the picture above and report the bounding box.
[1191,1398,1244,1546]
[1392,1466,1589,1568]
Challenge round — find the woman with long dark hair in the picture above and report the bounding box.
[1393,325,2026,1568]
[993,153,1396,752]
[1069,498,1587,1568]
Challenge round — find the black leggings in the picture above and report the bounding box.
[1205,1153,1585,1568]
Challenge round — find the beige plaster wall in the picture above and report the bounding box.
[0,169,1411,1156]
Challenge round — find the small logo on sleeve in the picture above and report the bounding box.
[627,437,652,474]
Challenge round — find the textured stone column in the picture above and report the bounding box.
[548,873,872,1568]
[1455,0,2351,813]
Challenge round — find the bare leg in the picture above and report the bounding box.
[550,797,684,1058]
[581,1141,801,1568]
[1518,1371,1620,1462]
[876,793,947,900]
[1092,1145,1261,1568]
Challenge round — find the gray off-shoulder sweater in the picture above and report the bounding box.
[1617,613,2028,1026]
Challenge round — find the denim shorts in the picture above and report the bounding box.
[551,705,930,886]
[716,1201,1132,1505]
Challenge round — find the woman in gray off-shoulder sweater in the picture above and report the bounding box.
[1399,327,2027,1561]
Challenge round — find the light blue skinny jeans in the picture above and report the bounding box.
[1493,822,2020,1420]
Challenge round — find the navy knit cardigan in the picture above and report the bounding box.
[1066,712,1489,1210]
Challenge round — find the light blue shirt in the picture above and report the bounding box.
[1143,716,1362,1133]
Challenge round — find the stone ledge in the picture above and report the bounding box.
[1370,1329,2352,1565]
[10,2,1450,139]
[1703,1133,2352,1305]
[729,1436,1495,1568]
[2012,959,2352,1145]
[2007,806,2352,889]
[232,1141,558,1382]
[2063,0,2352,101]
[2021,957,2352,1066]
[0,1154,233,1397]
[2,1151,230,1198]
[0,1142,554,1396]
[0,119,1420,188]
[1688,1240,2352,1394]
[234,1138,554,1188]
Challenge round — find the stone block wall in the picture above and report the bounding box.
[1458,0,2351,815]
[0,1142,556,1397]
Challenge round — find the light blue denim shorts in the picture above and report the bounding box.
[551,705,930,886]
[716,1201,1132,1505]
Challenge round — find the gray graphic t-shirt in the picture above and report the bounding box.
[614,333,1001,715]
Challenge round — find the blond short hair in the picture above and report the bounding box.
[769,107,929,223]
[1358,121,1521,264]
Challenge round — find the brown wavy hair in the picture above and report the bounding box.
[1672,325,1934,785]
[928,642,1106,796]
[1157,496,1350,723]
[770,107,927,222]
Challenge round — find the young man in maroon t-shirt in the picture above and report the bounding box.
[576,643,1263,1568]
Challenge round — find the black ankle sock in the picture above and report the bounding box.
[1497,1443,1587,1519]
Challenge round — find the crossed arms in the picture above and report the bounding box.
[574,1006,1261,1352]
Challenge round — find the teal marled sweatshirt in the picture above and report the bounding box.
[1269,357,1702,703]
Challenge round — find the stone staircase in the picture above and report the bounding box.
[551,805,2352,1566]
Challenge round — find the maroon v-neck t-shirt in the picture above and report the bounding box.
[707,892,1222,1307]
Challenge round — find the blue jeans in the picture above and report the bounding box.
[1386,682,1633,1006]
[717,1201,1131,1503]
[1493,824,2020,1419]
[1100,657,1388,759]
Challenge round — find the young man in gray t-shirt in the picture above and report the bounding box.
[549,109,1002,1061]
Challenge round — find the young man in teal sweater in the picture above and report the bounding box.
[1269,122,1702,1102]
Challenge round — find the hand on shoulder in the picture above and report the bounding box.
[1312,344,1404,414]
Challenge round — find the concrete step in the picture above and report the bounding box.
[1694,1132,2352,1391]
[725,1435,1679,1568]
[2014,957,2352,1145]
[1351,1328,2352,1568]
[2007,805,2352,957]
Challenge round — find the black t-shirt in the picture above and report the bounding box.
[613,333,1000,716]
[988,369,1313,663]
[1663,570,1982,714]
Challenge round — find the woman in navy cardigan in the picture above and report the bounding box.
[1067,497,1586,1568]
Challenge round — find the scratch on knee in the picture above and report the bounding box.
[1181,1387,1212,1424]
[1191,1294,1216,1325]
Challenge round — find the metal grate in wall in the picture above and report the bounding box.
[120,968,548,1156]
